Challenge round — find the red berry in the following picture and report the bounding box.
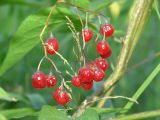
[81,81,93,90]
[100,24,114,37]
[82,28,93,42]
[46,75,57,88]
[96,41,112,58]
[95,58,108,71]
[87,62,96,70]
[32,71,46,89]
[78,67,94,83]
[53,87,70,105]
[71,76,81,87]
[100,50,112,58]
[93,68,105,82]
[45,38,59,55]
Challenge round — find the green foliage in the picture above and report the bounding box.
[153,0,160,20]
[123,63,160,113]
[90,107,125,115]
[0,87,17,102]
[38,105,69,120]
[0,7,65,76]
[0,114,6,120]
[0,108,36,119]
[0,0,160,120]
[76,108,99,120]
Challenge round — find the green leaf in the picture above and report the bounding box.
[69,0,90,8]
[0,0,47,7]
[90,107,125,115]
[91,0,113,12]
[76,108,99,120]
[112,109,160,120]
[0,114,6,120]
[153,0,160,20]
[0,87,17,102]
[27,94,47,109]
[0,6,73,77]
[122,63,160,113]
[0,108,36,119]
[38,105,69,120]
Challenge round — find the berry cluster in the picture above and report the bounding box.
[71,23,114,90]
[32,37,71,105]
[31,11,114,106]
[71,58,108,90]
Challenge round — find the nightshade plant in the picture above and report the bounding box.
[0,0,159,120]
[31,4,114,105]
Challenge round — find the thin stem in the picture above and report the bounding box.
[40,4,58,57]
[66,70,74,77]
[46,56,64,80]
[95,33,100,42]
[65,16,83,66]
[102,32,106,42]
[98,15,102,25]
[85,12,88,28]
[37,56,45,71]
[54,50,75,75]
[86,95,138,105]
[75,7,84,28]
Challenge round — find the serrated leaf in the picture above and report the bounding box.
[0,108,36,119]
[38,105,69,120]
[76,108,99,120]
[0,87,17,102]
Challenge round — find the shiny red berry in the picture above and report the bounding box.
[46,75,57,88]
[95,58,108,71]
[32,71,46,89]
[82,28,93,42]
[79,67,94,83]
[53,87,70,105]
[93,68,105,82]
[100,51,112,58]
[45,38,59,55]
[81,81,93,90]
[71,76,81,87]
[96,41,112,58]
[100,24,114,37]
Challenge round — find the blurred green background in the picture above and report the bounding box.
[0,0,160,120]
